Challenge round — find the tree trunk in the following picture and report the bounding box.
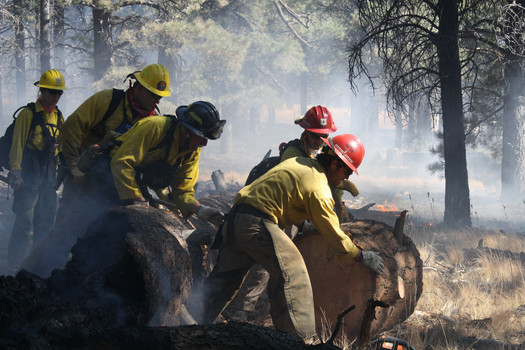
[53,0,66,70]
[92,1,113,81]
[14,0,26,105]
[501,56,525,199]
[39,0,51,71]
[437,0,471,228]
[395,106,403,149]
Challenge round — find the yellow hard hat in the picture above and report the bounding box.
[34,69,66,90]
[134,63,171,97]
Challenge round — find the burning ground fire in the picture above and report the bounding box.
[375,201,399,212]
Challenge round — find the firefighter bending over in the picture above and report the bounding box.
[55,63,171,224]
[189,134,384,341]
[108,101,226,224]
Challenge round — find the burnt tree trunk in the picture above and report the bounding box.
[39,0,51,71]
[92,1,112,80]
[437,0,471,228]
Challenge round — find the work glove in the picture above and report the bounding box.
[360,250,384,275]
[339,179,359,197]
[8,170,23,190]
[197,205,224,226]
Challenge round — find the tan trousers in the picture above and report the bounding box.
[191,211,316,340]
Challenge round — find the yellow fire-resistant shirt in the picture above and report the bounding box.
[60,89,144,170]
[109,115,200,217]
[9,100,63,171]
[234,157,360,260]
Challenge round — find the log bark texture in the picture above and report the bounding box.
[294,217,423,342]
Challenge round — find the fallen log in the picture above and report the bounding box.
[0,204,338,349]
[294,214,423,343]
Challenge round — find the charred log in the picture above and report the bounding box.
[0,204,336,349]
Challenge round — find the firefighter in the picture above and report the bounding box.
[6,69,66,272]
[106,100,226,224]
[189,134,384,341]
[282,105,360,221]
[55,63,171,225]
[224,105,356,321]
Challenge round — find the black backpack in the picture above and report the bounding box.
[0,103,62,171]
[244,139,304,186]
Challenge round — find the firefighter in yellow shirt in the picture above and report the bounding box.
[281,105,360,221]
[189,134,384,341]
[6,69,66,272]
[55,63,170,224]
[106,101,226,223]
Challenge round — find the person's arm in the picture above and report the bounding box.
[60,91,113,172]
[8,108,33,171]
[167,149,201,217]
[305,191,360,259]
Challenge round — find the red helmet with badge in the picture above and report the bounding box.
[295,105,337,133]
[322,134,365,175]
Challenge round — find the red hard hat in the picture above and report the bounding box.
[322,134,365,175]
[296,105,337,133]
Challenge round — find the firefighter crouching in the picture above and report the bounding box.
[107,100,226,224]
[6,69,66,273]
[188,134,384,341]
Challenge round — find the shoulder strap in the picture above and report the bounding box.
[97,88,126,136]
[150,116,179,161]
[26,103,53,141]
[279,138,308,158]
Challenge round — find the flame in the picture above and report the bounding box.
[375,201,399,212]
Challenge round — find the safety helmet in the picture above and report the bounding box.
[34,69,66,90]
[176,101,227,140]
[295,105,337,133]
[322,134,365,175]
[133,63,171,97]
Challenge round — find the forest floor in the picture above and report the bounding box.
[0,164,524,349]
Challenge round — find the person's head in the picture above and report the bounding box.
[176,101,227,152]
[317,134,364,187]
[295,105,337,151]
[128,63,171,112]
[34,69,66,109]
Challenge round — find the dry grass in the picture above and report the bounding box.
[382,226,525,349]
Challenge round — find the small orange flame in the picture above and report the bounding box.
[375,201,399,212]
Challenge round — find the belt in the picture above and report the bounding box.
[233,203,271,221]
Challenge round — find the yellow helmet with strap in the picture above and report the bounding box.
[34,69,66,90]
[134,63,171,97]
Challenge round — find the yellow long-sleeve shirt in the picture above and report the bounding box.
[9,100,63,171]
[60,89,142,170]
[234,157,360,260]
[109,115,200,217]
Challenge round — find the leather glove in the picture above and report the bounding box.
[197,205,224,226]
[8,170,23,190]
[360,250,384,274]
[339,179,359,197]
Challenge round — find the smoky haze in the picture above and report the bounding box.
[1,65,520,232]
